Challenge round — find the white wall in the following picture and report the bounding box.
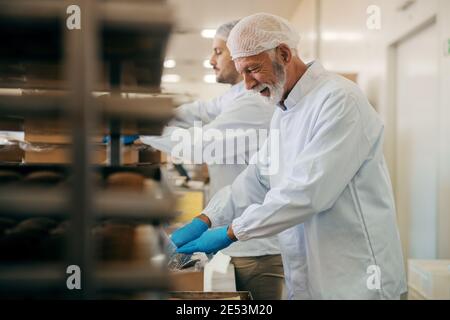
[289,0,450,259]
[437,0,450,259]
[291,0,318,63]
[395,22,440,259]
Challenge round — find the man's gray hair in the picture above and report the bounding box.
[215,19,240,41]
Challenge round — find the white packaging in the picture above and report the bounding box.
[408,259,450,300]
[203,251,236,292]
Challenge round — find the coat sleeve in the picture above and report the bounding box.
[140,96,273,165]
[203,139,272,227]
[170,97,223,128]
[231,92,382,241]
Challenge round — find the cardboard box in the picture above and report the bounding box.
[169,253,237,293]
[24,118,138,143]
[139,149,164,164]
[168,291,252,300]
[169,270,204,292]
[24,119,103,144]
[24,144,138,164]
[0,145,24,163]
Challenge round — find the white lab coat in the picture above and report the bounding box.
[140,82,281,257]
[205,62,407,299]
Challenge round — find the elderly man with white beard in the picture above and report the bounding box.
[175,13,407,300]
[141,20,284,300]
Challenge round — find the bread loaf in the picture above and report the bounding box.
[24,171,65,185]
[0,170,23,185]
[93,222,136,261]
[106,172,145,192]
[0,218,57,261]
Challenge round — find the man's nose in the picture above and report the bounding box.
[243,73,257,90]
[209,55,216,68]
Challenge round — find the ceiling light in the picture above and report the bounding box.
[201,29,216,39]
[164,59,176,68]
[162,74,180,83]
[203,74,216,83]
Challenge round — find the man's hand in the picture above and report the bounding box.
[196,214,212,227]
[176,226,236,254]
[227,225,238,241]
[170,217,209,248]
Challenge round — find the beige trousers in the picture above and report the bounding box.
[231,254,284,300]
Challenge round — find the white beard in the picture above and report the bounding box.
[251,61,286,105]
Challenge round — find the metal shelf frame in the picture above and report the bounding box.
[0,263,170,295]
[0,0,175,299]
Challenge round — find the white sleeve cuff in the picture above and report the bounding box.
[202,186,233,227]
[205,211,221,228]
[203,200,226,228]
[231,218,250,241]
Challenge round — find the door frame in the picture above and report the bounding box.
[386,15,438,261]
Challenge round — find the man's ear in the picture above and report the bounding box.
[276,44,292,65]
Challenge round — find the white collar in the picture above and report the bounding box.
[282,61,326,111]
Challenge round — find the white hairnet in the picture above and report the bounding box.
[227,13,300,60]
[215,19,240,41]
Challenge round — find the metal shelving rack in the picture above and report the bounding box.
[0,0,176,299]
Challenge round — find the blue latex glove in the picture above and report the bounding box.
[170,218,209,248]
[102,135,139,145]
[176,226,234,254]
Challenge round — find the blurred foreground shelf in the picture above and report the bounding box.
[0,0,173,91]
[0,0,176,299]
[0,93,174,135]
[0,188,176,222]
[0,262,169,294]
